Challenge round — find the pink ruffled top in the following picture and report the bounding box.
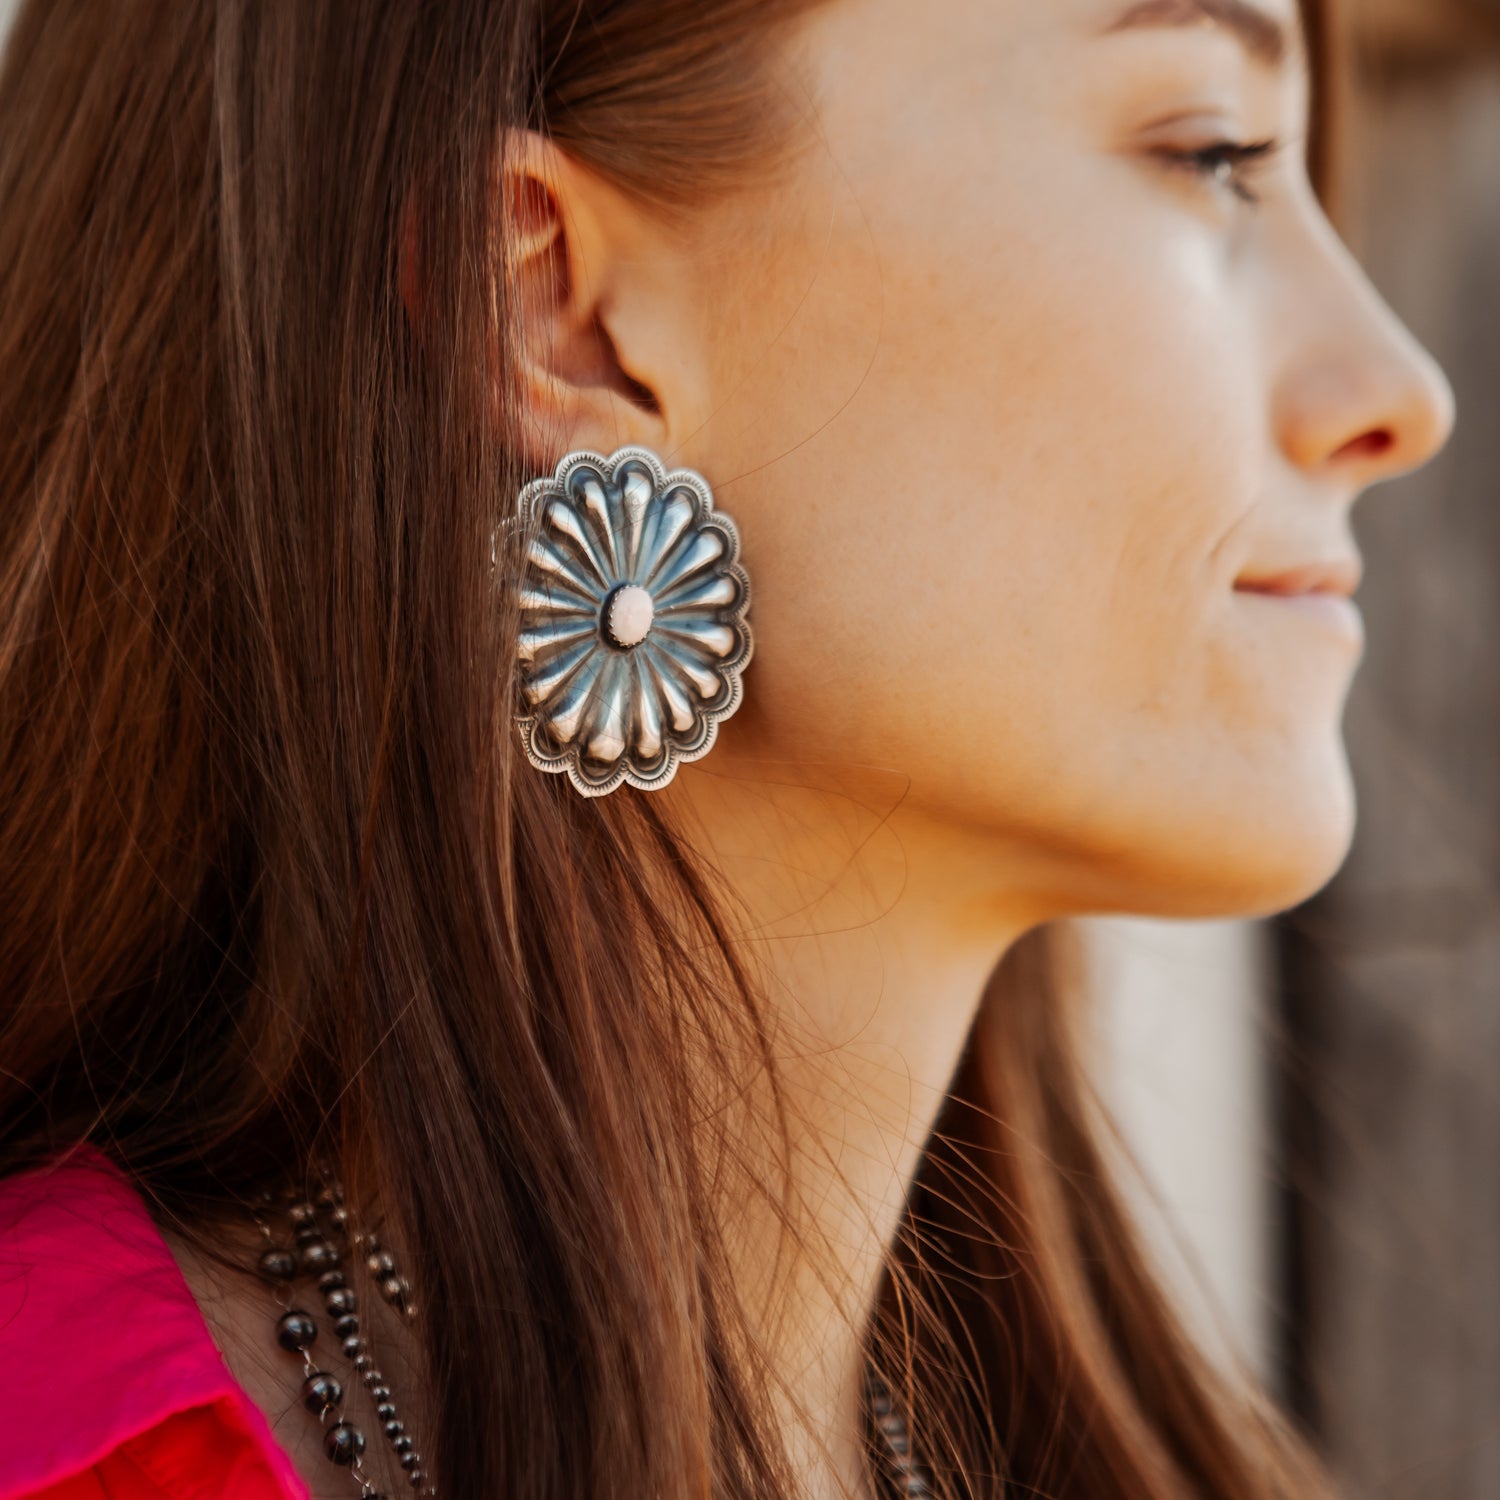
[0,1146,310,1500]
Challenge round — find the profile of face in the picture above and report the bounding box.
[515,0,1455,927]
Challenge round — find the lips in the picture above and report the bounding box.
[1233,556,1363,599]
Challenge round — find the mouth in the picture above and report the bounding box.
[1233,556,1363,599]
[1232,557,1365,646]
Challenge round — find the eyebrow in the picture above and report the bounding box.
[1099,0,1291,70]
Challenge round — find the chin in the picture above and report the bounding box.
[1183,771,1358,920]
[1096,751,1360,924]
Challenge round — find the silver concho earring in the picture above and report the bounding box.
[510,445,753,797]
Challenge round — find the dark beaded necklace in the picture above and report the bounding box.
[249,1177,929,1499]
[250,1178,431,1500]
[867,1373,934,1499]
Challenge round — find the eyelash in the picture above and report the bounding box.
[1159,137,1282,205]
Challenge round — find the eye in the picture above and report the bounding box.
[1156,137,1283,205]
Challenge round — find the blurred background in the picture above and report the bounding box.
[1282,2,1500,1492]
[1,0,1495,1496]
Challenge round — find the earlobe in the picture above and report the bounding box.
[501,132,676,466]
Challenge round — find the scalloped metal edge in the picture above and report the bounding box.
[508,445,754,797]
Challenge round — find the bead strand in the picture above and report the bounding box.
[252,1198,375,1495]
[257,1178,930,1499]
[867,1373,933,1499]
[252,1181,434,1499]
[321,1185,431,1495]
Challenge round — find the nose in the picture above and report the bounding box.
[1272,212,1456,489]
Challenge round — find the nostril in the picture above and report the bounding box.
[1335,428,1396,462]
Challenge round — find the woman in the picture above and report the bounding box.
[0,0,1454,1497]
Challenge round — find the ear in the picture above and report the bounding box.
[499,131,708,466]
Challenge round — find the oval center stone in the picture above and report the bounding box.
[605,584,655,649]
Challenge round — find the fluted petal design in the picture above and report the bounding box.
[647,528,725,597]
[518,616,599,666]
[509,447,753,796]
[655,617,738,660]
[643,649,698,733]
[526,536,600,599]
[576,473,621,578]
[584,656,632,766]
[518,582,596,617]
[521,636,595,708]
[631,660,666,760]
[544,498,612,590]
[543,651,607,747]
[619,467,654,576]
[638,493,696,581]
[655,572,739,614]
[648,640,722,703]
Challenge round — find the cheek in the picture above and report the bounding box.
[702,135,1356,910]
[718,168,1256,725]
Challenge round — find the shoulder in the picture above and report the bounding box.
[0,1147,308,1500]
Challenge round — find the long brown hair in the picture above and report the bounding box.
[0,3,1341,1496]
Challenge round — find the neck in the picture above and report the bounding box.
[665,762,1040,1499]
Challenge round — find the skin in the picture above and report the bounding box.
[172,1,1455,1496]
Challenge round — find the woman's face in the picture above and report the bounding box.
[648,0,1455,919]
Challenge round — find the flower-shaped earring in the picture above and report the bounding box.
[510,446,753,797]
